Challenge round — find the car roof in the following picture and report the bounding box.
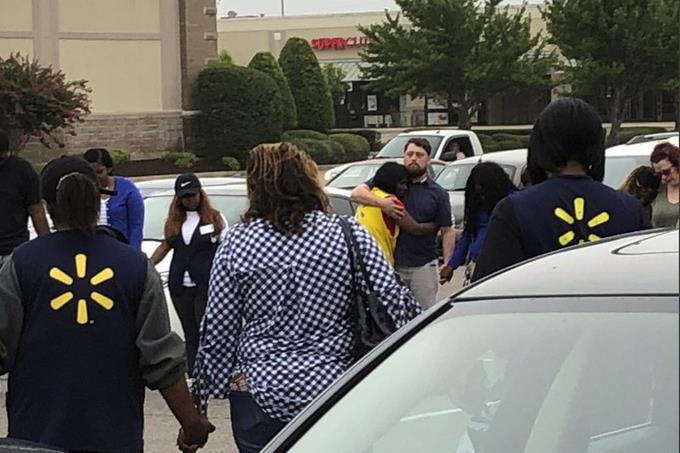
[135,176,244,187]
[460,229,679,299]
[447,148,527,166]
[399,128,480,138]
[606,135,678,157]
[147,183,352,199]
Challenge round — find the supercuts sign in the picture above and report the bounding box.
[310,36,370,51]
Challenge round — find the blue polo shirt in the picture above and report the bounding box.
[367,176,452,267]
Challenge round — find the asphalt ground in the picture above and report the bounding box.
[0,269,464,452]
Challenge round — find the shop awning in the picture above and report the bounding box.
[320,60,369,82]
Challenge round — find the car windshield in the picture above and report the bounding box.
[327,164,383,189]
[436,163,517,191]
[376,135,444,158]
[286,298,678,453]
[143,194,248,240]
[603,155,651,188]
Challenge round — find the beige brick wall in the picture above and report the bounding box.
[20,112,184,164]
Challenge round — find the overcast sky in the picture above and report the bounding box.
[217,0,540,18]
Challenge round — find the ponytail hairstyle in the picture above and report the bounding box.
[41,156,101,234]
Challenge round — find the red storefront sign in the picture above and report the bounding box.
[310,36,371,51]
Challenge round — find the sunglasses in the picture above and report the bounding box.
[655,168,673,177]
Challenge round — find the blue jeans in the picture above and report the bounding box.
[229,391,286,453]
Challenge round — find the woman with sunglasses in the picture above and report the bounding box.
[150,173,227,377]
[650,142,679,228]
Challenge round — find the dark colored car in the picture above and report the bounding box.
[263,229,679,453]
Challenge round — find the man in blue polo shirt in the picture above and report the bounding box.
[352,138,454,309]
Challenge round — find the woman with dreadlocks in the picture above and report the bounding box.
[471,98,647,282]
[192,143,420,452]
[439,162,516,286]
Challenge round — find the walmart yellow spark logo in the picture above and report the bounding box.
[49,254,115,325]
[554,197,610,246]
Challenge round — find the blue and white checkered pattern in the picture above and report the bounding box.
[193,211,420,421]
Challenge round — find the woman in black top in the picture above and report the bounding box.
[150,173,226,377]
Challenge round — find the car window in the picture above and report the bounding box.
[286,298,678,453]
[328,196,355,216]
[328,164,382,189]
[143,194,248,240]
[435,163,517,191]
[377,135,444,158]
[430,162,446,178]
[603,155,650,188]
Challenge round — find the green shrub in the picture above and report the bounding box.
[491,133,524,142]
[221,156,240,171]
[494,138,524,151]
[326,140,347,164]
[197,65,283,159]
[281,129,329,141]
[482,142,503,152]
[279,38,334,132]
[109,149,130,165]
[163,151,197,168]
[288,139,333,165]
[472,128,532,136]
[329,133,370,162]
[332,128,382,152]
[248,51,298,131]
[517,135,531,147]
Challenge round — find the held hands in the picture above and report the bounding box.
[439,265,454,284]
[177,416,216,453]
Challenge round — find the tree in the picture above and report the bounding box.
[322,64,349,105]
[279,37,335,132]
[196,65,282,161]
[543,0,670,144]
[217,49,233,65]
[0,53,90,153]
[359,0,555,129]
[655,0,679,130]
[248,51,298,131]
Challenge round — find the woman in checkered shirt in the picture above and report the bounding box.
[193,143,420,452]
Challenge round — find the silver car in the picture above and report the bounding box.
[263,229,679,453]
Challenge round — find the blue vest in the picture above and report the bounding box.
[168,220,218,299]
[509,175,645,258]
[8,230,148,452]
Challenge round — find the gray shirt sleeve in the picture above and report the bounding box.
[0,259,24,375]
[136,260,187,390]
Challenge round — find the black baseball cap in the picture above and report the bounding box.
[41,155,116,203]
[174,173,201,197]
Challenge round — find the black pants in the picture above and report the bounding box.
[170,286,207,376]
[230,391,287,453]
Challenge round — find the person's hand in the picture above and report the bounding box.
[439,265,454,284]
[177,416,215,452]
[379,197,405,220]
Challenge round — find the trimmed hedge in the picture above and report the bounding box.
[282,129,329,141]
[109,149,130,165]
[221,156,240,171]
[197,65,282,158]
[248,51,298,131]
[163,151,197,168]
[329,133,370,162]
[327,140,347,163]
[331,128,382,151]
[288,138,333,165]
[617,127,669,144]
[279,38,334,132]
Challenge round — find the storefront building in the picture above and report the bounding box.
[218,6,675,128]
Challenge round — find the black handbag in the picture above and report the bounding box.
[338,216,397,361]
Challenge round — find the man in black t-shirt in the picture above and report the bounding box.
[0,130,49,266]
